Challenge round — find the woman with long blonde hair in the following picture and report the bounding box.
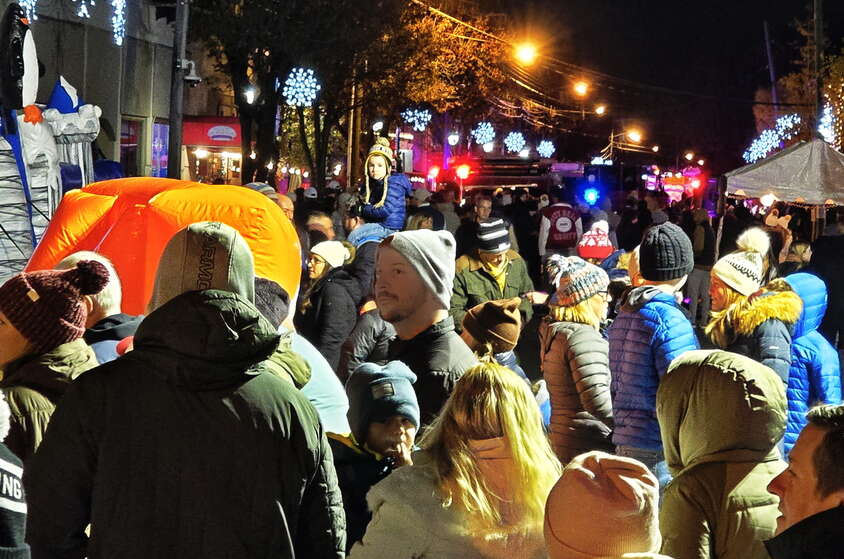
[349,360,561,559]
[539,256,614,462]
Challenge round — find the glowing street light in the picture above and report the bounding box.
[447,132,460,146]
[684,152,695,161]
[372,120,384,132]
[595,104,607,116]
[626,129,642,143]
[482,142,494,153]
[244,86,256,105]
[697,159,705,166]
[573,80,589,97]
[652,145,660,152]
[514,42,538,65]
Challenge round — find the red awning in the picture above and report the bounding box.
[183,116,242,148]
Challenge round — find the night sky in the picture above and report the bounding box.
[492,0,844,173]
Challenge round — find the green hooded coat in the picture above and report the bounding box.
[656,350,786,559]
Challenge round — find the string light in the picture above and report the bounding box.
[20,0,38,20]
[111,0,126,46]
[742,113,802,163]
[282,68,321,107]
[75,0,94,18]
[537,140,555,158]
[471,121,495,144]
[503,131,526,153]
[401,107,432,132]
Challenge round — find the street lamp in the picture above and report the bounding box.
[447,132,460,146]
[482,142,494,153]
[684,152,695,161]
[595,104,607,116]
[372,120,384,133]
[652,145,660,152]
[573,80,589,97]
[514,42,538,65]
[697,159,705,166]
[626,129,643,143]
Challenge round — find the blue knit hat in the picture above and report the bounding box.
[346,361,419,444]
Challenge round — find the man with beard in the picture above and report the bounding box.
[374,229,477,426]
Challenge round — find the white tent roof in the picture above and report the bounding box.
[725,139,844,205]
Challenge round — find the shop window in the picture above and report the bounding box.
[120,118,143,177]
[151,120,170,177]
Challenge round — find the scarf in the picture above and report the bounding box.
[483,256,509,294]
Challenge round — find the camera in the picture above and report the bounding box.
[181,59,201,87]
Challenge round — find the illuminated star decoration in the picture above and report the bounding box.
[20,0,38,20]
[537,140,556,158]
[111,0,126,46]
[742,113,802,163]
[75,0,95,18]
[471,121,495,145]
[818,103,836,146]
[503,131,526,153]
[282,67,321,107]
[401,107,432,132]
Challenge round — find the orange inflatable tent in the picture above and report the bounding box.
[26,178,301,315]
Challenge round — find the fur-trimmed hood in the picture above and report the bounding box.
[731,289,803,337]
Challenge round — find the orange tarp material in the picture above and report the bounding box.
[26,177,301,315]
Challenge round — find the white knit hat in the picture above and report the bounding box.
[310,241,351,269]
[711,227,770,296]
[545,451,661,559]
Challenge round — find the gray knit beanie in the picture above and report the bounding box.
[639,222,693,282]
[382,229,456,309]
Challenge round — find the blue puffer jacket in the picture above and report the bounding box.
[359,173,413,231]
[608,286,699,450]
[783,273,842,455]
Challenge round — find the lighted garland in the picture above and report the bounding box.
[819,103,836,146]
[111,0,126,46]
[20,0,38,20]
[742,113,802,163]
[401,107,432,132]
[75,0,94,18]
[282,67,321,107]
[471,121,495,144]
[503,131,526,153]
[537,140,556,158]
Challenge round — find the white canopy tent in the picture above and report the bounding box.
[725,138,844,206]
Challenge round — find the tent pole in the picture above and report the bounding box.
[714,176,727,261]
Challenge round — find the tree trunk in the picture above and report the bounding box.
[297,106,315,177]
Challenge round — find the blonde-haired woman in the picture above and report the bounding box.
[540,256,614,462]
[706,227,802,382]
[349,360,561,559]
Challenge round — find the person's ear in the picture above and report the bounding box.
[84,295,95,315]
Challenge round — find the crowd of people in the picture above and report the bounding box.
[0,137,841,558]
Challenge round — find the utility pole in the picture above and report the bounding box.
[814,0,824,129]
[167,0,190,179]
[763,21,779,115]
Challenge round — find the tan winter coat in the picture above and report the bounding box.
[657,350,786,559]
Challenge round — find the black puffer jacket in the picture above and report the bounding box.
[296,267,363,372]
[388,317,477,426]
[539,320,614,462]
[721,290,803,383]
[338,310,395,383]
[23,290,346,559]
[765,505,844,559]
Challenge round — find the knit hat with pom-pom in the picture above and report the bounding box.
[0,261,109,352]
[550,255,609,307]
[712,227,770,296]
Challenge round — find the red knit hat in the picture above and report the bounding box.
[0,261,109,352]
[577,221,614,261]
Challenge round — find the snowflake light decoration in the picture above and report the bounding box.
[742,113,802,163]
[20,0,38,21]
[471,121,495,145]
[401,107,432,132]
[503,131,526,153]
[537,140,556,158]
[75,0,95,18]
[819,103,836,146]
[111,0,126,46]
[282,68,321,107]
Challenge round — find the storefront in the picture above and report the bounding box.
[182,116,244,183]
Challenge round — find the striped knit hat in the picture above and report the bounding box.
[0,261,109,352]
[477,218,510,254]
[552,256,609,307]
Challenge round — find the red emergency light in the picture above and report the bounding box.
[428,166,440,179]
[456,164,471,180]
